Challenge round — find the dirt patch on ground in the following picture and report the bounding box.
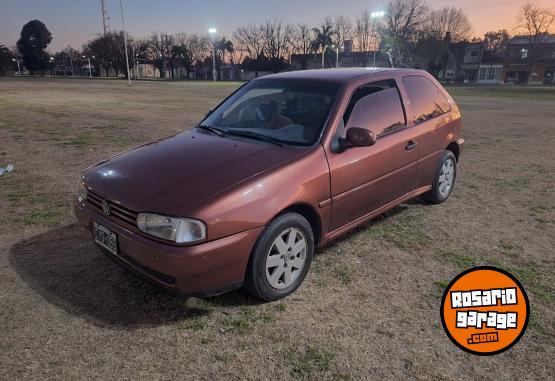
[0,78,553,379]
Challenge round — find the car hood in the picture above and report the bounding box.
[84,129,308,215]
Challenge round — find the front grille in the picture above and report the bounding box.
[86,189,138,228]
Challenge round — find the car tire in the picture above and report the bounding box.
[422,150,457,204]
[243,212,314,301]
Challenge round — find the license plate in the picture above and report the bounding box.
[93,222,118,255]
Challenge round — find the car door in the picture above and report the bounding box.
[326,79,420,231]
[400,75,454,189]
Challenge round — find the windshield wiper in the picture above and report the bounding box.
[225,130,285,147]
[197,124,226,137]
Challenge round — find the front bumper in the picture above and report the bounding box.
[74,199,263,297]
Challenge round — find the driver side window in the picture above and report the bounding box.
[339,80,407,138]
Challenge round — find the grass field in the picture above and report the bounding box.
[0,78,554,380]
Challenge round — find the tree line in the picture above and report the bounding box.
[0,0,553,79]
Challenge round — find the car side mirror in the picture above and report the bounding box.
[332,127,376,153]
[205,109,213,117]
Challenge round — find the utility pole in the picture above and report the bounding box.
[331,45,340,68]
[120,0,132,85]
[83,56,93,78]
[100,0,110,35]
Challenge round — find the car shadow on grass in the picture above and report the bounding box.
[9,223,260,328]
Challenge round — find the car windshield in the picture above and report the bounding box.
[200,79,339,146]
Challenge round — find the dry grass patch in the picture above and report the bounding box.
[0,79,553,379]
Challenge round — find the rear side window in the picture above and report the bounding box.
[402,76,451,124]
[343,80,406,136]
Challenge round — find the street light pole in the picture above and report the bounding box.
[49,57,54,76]
[83,56,92,78]
[331,45,340,68]
[12,58,20,75]
[120,0,132,85]
[370,11,385,67]
[209,28,217,82]
[67,45,75,76]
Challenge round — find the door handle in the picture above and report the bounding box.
[405,141,418,151]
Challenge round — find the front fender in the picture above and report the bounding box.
[193,146,331,243]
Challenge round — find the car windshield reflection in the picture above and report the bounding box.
[200,79,339,146]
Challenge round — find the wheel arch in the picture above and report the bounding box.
[279,203,322,247]
[446,141,460,161]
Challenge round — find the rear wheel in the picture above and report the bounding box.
[244,213,314,301]
[423,150,457,204]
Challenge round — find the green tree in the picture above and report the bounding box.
[311,21,334,68]
[215,37,234,79]
[483,30,509,59]
[0,44,15,76]
[84,31,133,77]
[109,31,134,77]
[16,20,52,75]
[84,34,112,76]
[412,31,447,77]
[169,44,190,79]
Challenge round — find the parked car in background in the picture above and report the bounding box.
[75,68,464,301]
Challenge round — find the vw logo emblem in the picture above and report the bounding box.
[102,200,111,216]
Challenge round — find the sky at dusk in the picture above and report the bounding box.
[1,0,553,52]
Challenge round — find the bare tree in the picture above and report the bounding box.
[291,24,314,55]
[188,34,210,68]
[261,19,293,61]
[230,45,246,67]
[385,0,429,41]
[290,24,314,69]
[172,33,209,79]
[355,10,372,52]
[148,32,173,78]
[515,2,554,82]
[64,45,80,76]
[424,7,472,42]
[381,0,429,67]
[233,24,265,60]
[353,10,384,66]
[334,15,353,46]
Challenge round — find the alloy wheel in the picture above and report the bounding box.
[438,159,455,197]
[265,227,307,289]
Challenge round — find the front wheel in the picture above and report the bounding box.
[422,150,457,204]
[243,213,314,301]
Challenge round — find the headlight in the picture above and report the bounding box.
[77,177,87,202]
[136,213,206,244]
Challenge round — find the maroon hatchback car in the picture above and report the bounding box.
[75,68,463,301]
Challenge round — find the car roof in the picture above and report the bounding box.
[256,68,422,84]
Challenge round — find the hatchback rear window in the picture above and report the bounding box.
[402,76,451,124]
